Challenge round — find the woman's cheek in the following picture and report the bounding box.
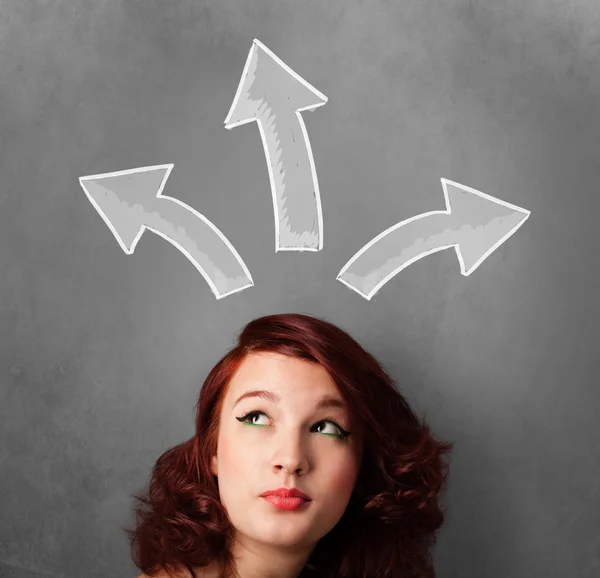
[327,458,360,495]
[221,433,258,474]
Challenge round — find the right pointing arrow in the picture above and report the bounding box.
[79,164,254,300]
[337,178,531,300]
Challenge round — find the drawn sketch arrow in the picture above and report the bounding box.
[79,164,254,300]
[337,178,531,300]
[224,38,328,252]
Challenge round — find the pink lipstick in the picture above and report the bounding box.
[260,487,312,511]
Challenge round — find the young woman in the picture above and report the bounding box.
[127,313,454,578]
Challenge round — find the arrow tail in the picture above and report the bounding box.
[256,112,323,251]
[337,212,451,300]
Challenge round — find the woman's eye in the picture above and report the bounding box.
[240,410,269,426]
[313,421,341,436]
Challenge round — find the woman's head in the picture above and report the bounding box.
[208,350,364,558]
[127,313,454,578]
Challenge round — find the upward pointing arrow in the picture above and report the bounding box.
[337,178,531,300]
[225,39,328,252]
[79,165,254,300]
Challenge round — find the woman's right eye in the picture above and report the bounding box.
[236,410,269,426]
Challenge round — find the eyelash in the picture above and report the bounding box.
[236,410,352,440]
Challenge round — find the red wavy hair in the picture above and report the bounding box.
[125,313,454,578]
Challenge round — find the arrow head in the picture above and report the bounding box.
[441,178,531,275]
[224,39,328,128]
[79,165,173,253]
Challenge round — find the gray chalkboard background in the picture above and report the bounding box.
[2,1,599,577]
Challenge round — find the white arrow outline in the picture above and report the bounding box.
[337,177,531,300]
[224,38,328,252]
[79,164,254,300]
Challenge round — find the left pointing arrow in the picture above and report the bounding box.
[79,164,254,300]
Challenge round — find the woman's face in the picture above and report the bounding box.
[210,351,364,554]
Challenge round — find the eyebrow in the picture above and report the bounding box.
[233,389,347,411]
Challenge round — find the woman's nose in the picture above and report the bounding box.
[270,433,310,475]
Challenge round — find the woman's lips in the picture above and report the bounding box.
[262,495,311,511]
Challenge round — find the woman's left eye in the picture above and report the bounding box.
[313,421,341,435]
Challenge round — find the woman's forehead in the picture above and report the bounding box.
[225,352,341,403]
